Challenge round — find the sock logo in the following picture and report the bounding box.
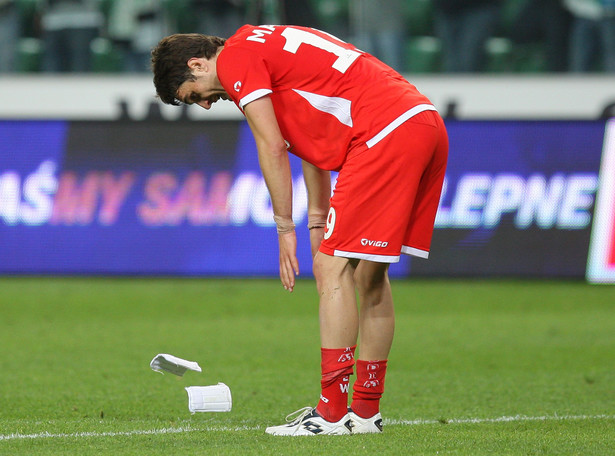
[338,349,354,363]
[339,375,350,393]
[363,372,380,388]
[338,353,353,363]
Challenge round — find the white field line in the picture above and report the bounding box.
[0,425,260,442]
[386,414,615,426]
[1,414,614,441]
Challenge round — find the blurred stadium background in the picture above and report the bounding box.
[0,0,614,283]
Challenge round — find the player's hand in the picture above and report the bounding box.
[278,230,299,292]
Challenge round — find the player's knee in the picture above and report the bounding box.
[312,253,334,283]
[354,261,389,295]
[312,253,353,289]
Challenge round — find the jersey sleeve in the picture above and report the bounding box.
[217,46,273,110]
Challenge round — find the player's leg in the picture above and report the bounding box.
[314,253,360,349]
[354,260,394,361]
[348,110,447,433]
[349,112,448,435]
[349,260,392,434]
[265,252,358,436]
[313,252,359,422]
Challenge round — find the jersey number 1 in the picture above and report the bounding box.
[281,28,361,74]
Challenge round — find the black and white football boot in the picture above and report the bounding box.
[265,407,352,436]
[347,407,383,434]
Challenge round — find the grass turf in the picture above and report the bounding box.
[0,277,613,455]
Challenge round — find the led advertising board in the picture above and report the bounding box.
[587,119,615,283]
[0,120,607,278]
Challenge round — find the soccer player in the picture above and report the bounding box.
[151,24,448,436]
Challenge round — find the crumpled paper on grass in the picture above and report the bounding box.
[150,353,202,376]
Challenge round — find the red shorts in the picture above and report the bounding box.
[319,107,448,263]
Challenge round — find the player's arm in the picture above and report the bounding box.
[302,160,330,258]
[243,96,299,292]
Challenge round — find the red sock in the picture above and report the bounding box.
[316,346,356,422]
[351,359,387,419]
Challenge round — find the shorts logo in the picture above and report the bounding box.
[361,238,388,248]
[233,81,242,92]
[324,207,336,240]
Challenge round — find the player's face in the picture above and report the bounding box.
[176,57,229,110]
[176,75,229,110]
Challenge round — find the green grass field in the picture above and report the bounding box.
[0,277,613,455]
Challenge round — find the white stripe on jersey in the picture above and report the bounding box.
[366,104,437,148]
[293,89,353,127]
[239,88,273,109]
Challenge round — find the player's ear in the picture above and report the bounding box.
[187,57,207,73]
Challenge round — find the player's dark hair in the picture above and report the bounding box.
[151,34,226,105]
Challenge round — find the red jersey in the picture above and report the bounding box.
[217,24,433,171]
